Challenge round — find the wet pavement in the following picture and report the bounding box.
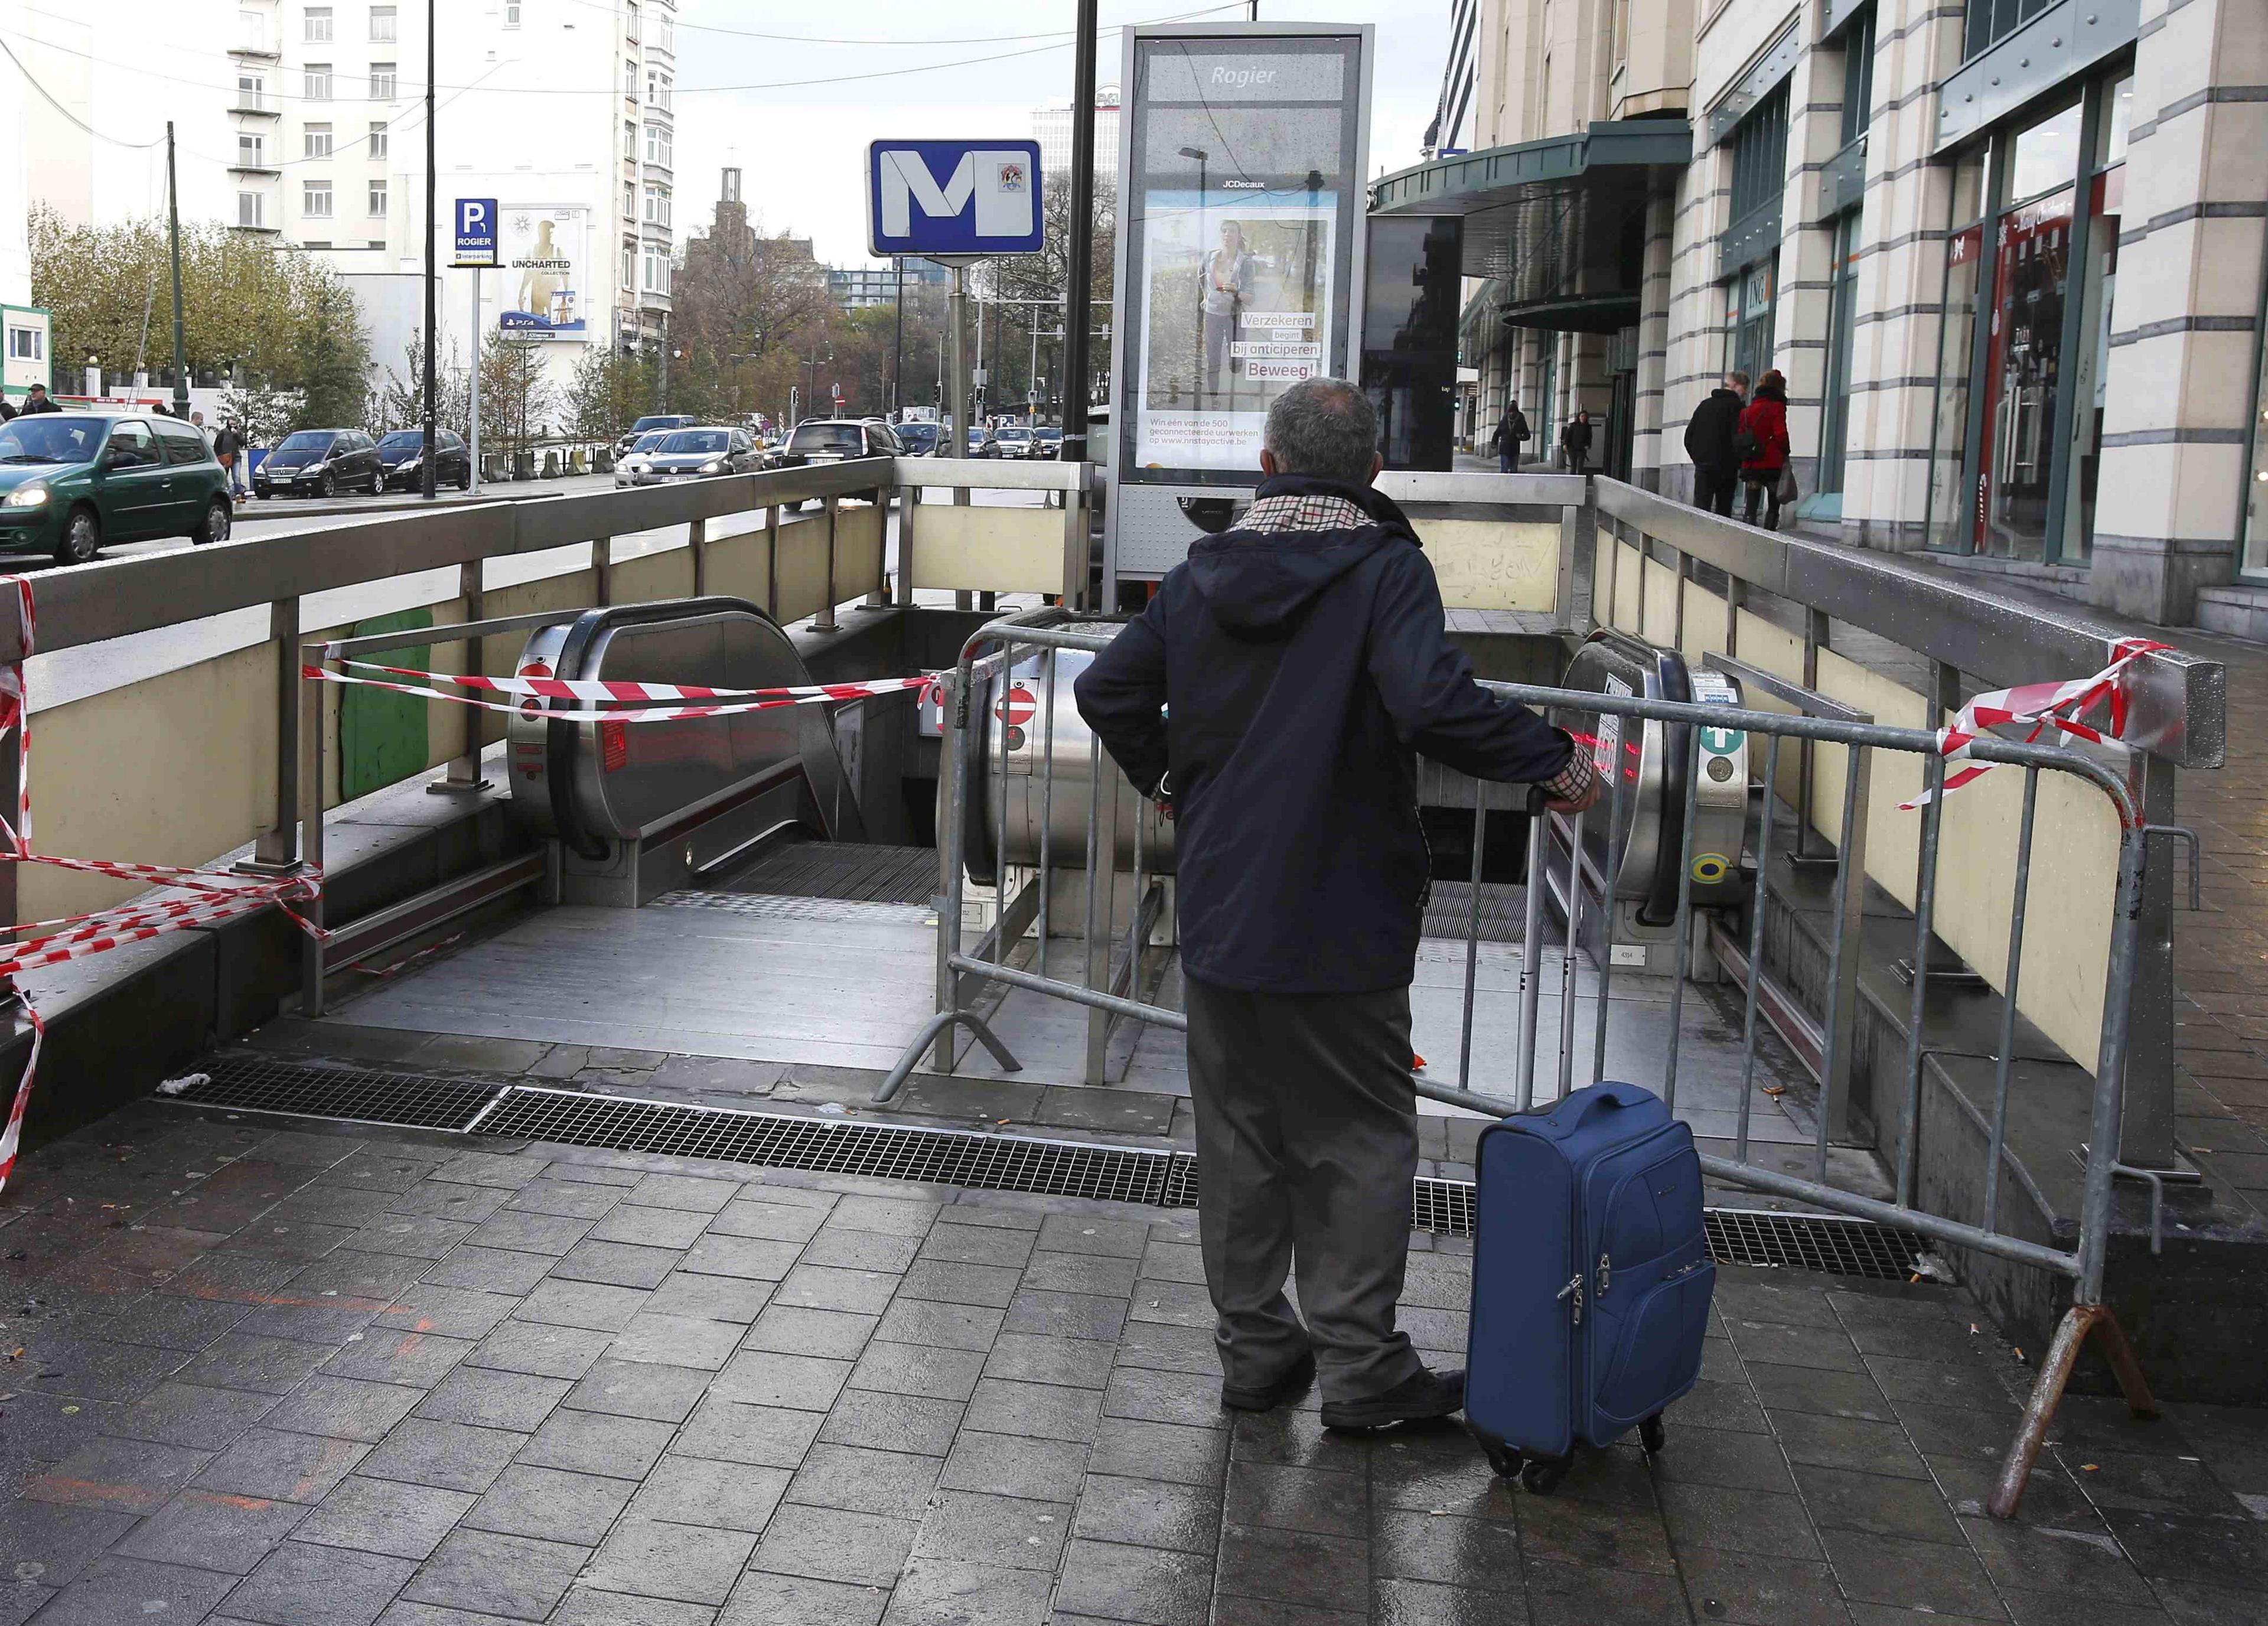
[6,1102,2268,1625]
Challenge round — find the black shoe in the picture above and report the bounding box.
[1320,1366,1467,1432]
[1221,1349,1316,1413]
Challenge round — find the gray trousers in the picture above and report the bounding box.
[1184,976,1424,1404]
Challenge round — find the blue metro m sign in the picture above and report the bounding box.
[866,141,1044,259]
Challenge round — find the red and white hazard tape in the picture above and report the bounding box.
[0,576,321,1194]
[1901,636,2169,813]
[304,659,937,724]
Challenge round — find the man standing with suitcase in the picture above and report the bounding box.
[1077,378,1599,1430]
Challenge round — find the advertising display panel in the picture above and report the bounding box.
[1106,25,1372,583]
[497,207,589,341]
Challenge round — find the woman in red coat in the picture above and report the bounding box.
[1737,369,1791,531]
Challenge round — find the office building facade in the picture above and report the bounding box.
[1392,0,2266,625]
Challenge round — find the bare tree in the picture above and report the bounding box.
[980,175,1116,414]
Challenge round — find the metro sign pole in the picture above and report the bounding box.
[866,140,1045,519]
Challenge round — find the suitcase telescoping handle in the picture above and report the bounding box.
[1526,1081,1659,1142]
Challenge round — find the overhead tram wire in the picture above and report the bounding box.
[0,0,1247,104]
[0,35,164,147]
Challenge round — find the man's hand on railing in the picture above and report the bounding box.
[1541,742,1601,816]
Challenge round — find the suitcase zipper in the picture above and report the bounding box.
[1597,1253,1611,1298]
[1556,1273,1585,1325]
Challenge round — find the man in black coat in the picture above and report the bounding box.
[1076,377,1598,1431]
[15,384,60,416]
[1683,371,1748,516]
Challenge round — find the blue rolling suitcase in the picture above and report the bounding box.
[1463,1081,1716,1493]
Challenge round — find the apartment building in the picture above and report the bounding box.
[12,0,678,404]
[1031,86,1122,188]
[828,261,949,313]
[1389,0,2268,627]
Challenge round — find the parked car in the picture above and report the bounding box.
[253,429,383,498]
[0,411,233,563]
[894,422,942,457]
[376,428,472,491]
[611,429,677,487]
[612,415,696,460]
[634,426,765,483]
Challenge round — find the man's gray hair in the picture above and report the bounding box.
[1263,377,1377,481]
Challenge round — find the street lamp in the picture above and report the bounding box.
[1178,146,1208,405]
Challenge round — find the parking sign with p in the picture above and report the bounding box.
[454,198,498,268]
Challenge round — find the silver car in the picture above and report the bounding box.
[636,426,764,483]
[611,429,676,487]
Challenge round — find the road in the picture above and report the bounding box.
[23,471,1053,713]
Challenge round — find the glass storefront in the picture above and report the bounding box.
[1924,77,2128,564]
[1728,259,1776,386]
[2249,259,2268,576]
[1816,213,1861,504]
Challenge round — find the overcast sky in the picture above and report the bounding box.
[671,0,1448,269]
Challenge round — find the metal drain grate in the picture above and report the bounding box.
[1413,1178,1477,1236]
[171,1056,503,1132]
[1705,1208,1928,1279]
[480,1087,1192,1206]
[159,1063,1927,1279]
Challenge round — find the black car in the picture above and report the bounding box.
[775,419,900,467]
[376,429,471,491]
[894,422,942,456]
[253,429,384,498]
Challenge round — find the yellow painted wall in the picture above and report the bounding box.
[910,504,1069,596]
[1417,519,1562,611]
[1598,570,2119,1074]
[19,509,861,924]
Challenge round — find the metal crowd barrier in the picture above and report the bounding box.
[882,604,2175,1517]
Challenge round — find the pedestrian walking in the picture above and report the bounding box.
[1076,377,1600,1432]
[213,419,245,493]
[1738,369,1793,531]
[1490,400,1530,472]
[16,384,60,416]
[1560,408,1594,473]
[1683,372,1746,516]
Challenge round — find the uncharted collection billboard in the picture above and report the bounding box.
[497,207,589,340]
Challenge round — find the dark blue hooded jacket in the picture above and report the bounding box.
[1074,474,1575,995]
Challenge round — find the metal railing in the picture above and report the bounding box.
[885,602,2172,1517]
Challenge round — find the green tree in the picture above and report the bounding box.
[565,346,654,442]
[479,334,554,471]
[29,204,367,396]
[293,281,371,429]
[373,333,471,438]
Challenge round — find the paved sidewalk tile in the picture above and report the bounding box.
[11,1109,2260,1624]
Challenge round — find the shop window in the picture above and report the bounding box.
[1726,259,1776,387]
[1926,82,2127,563]
[1924,152,1988,550]
[1815,213,1862,502]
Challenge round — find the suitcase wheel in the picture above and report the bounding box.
[1518,1455,1570,1496]
[1471,1429,1523,1481]
[1640,1415,1667,1456]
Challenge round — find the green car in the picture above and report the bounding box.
[0,412,234,564]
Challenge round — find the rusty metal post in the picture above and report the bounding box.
[430,562,488,794]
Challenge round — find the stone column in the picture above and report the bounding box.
[2088,0,2266,624]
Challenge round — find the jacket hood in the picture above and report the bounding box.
[1185,474,1420,640]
